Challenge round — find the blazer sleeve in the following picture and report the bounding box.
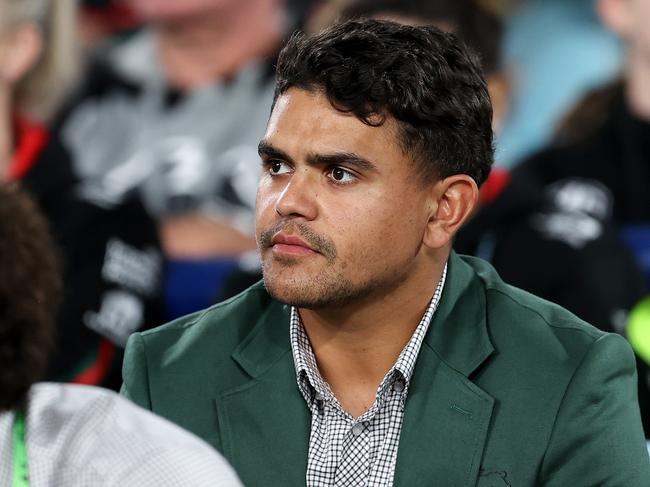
[539,333,650,486]
[120,332,153,410]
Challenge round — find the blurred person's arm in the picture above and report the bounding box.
[160,213,256,259]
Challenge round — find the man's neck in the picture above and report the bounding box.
[0,88,12,181]
[625,50,650,121]
[298,256,446,417]
[154,2,285,91]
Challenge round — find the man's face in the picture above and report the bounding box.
[255,88,436,309]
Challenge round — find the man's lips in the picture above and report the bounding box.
[271,233,318,256]
[259,223,336,261]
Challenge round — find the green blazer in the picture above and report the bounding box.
[122,253,650,486]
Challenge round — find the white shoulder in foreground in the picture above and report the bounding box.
[23,383,243,486]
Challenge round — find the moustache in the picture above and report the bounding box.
[258,221,337,261]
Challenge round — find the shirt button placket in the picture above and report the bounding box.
[351,422,365,437]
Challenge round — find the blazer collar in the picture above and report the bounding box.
[231,292,292,379]
[232,251,494,379]
[425,251,495,377]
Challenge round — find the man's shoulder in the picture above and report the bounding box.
[136,281,281,357]
[459,254,634,406]
[461,255,607,355]
[121,281,290,445]
[455,257,649,485]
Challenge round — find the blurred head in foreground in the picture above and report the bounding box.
[0,182,61,411]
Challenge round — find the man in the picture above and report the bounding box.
[122,19,650,486]
[0,183,241,486]
[500,0,650,288]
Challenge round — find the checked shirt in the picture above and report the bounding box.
[290,264,447,487]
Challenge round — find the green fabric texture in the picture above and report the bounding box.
[121,252,650,486]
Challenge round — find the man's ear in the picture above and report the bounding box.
[597,0,632,39]
[423,174,479,249]
[0,23,43,84]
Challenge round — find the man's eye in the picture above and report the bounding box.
[329,167,356,184]
[268,160,291,175]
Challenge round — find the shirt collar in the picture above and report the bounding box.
[290,263,448,408]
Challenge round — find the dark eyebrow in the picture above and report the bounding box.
[258,140,294,164]
[258,139,378,173]
[306,152,378,173]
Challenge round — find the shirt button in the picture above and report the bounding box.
[351,423,365,436]
[393,379,405,393]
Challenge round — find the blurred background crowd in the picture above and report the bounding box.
[3,0,650,445]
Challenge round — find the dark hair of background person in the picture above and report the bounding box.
[553,79,624,146]
[274,18,494,186]
[341,0,503,75]
[0,184,62,411]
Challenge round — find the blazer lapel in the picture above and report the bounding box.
[215,300,311,486]
[394,345,494,487]
[395,252,496,486]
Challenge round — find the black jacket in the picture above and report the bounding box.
[18,124,163,390]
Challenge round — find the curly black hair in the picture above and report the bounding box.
[275,18,494,186]
[0,183,61,411]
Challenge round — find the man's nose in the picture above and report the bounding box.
[275,169,318,220]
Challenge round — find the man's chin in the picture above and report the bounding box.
[261,272,365,310]
[262,274,313,307]
[262,273,337,309]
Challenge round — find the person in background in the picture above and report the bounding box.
[0,183,242,486]
[458,0,650,438]
[122,18,650,486]
[496,0,623,167]
[51,0,299,317]
[521,0,650,265]
[0,0,164,389]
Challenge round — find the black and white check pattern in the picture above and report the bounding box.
[290,264,447,487]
